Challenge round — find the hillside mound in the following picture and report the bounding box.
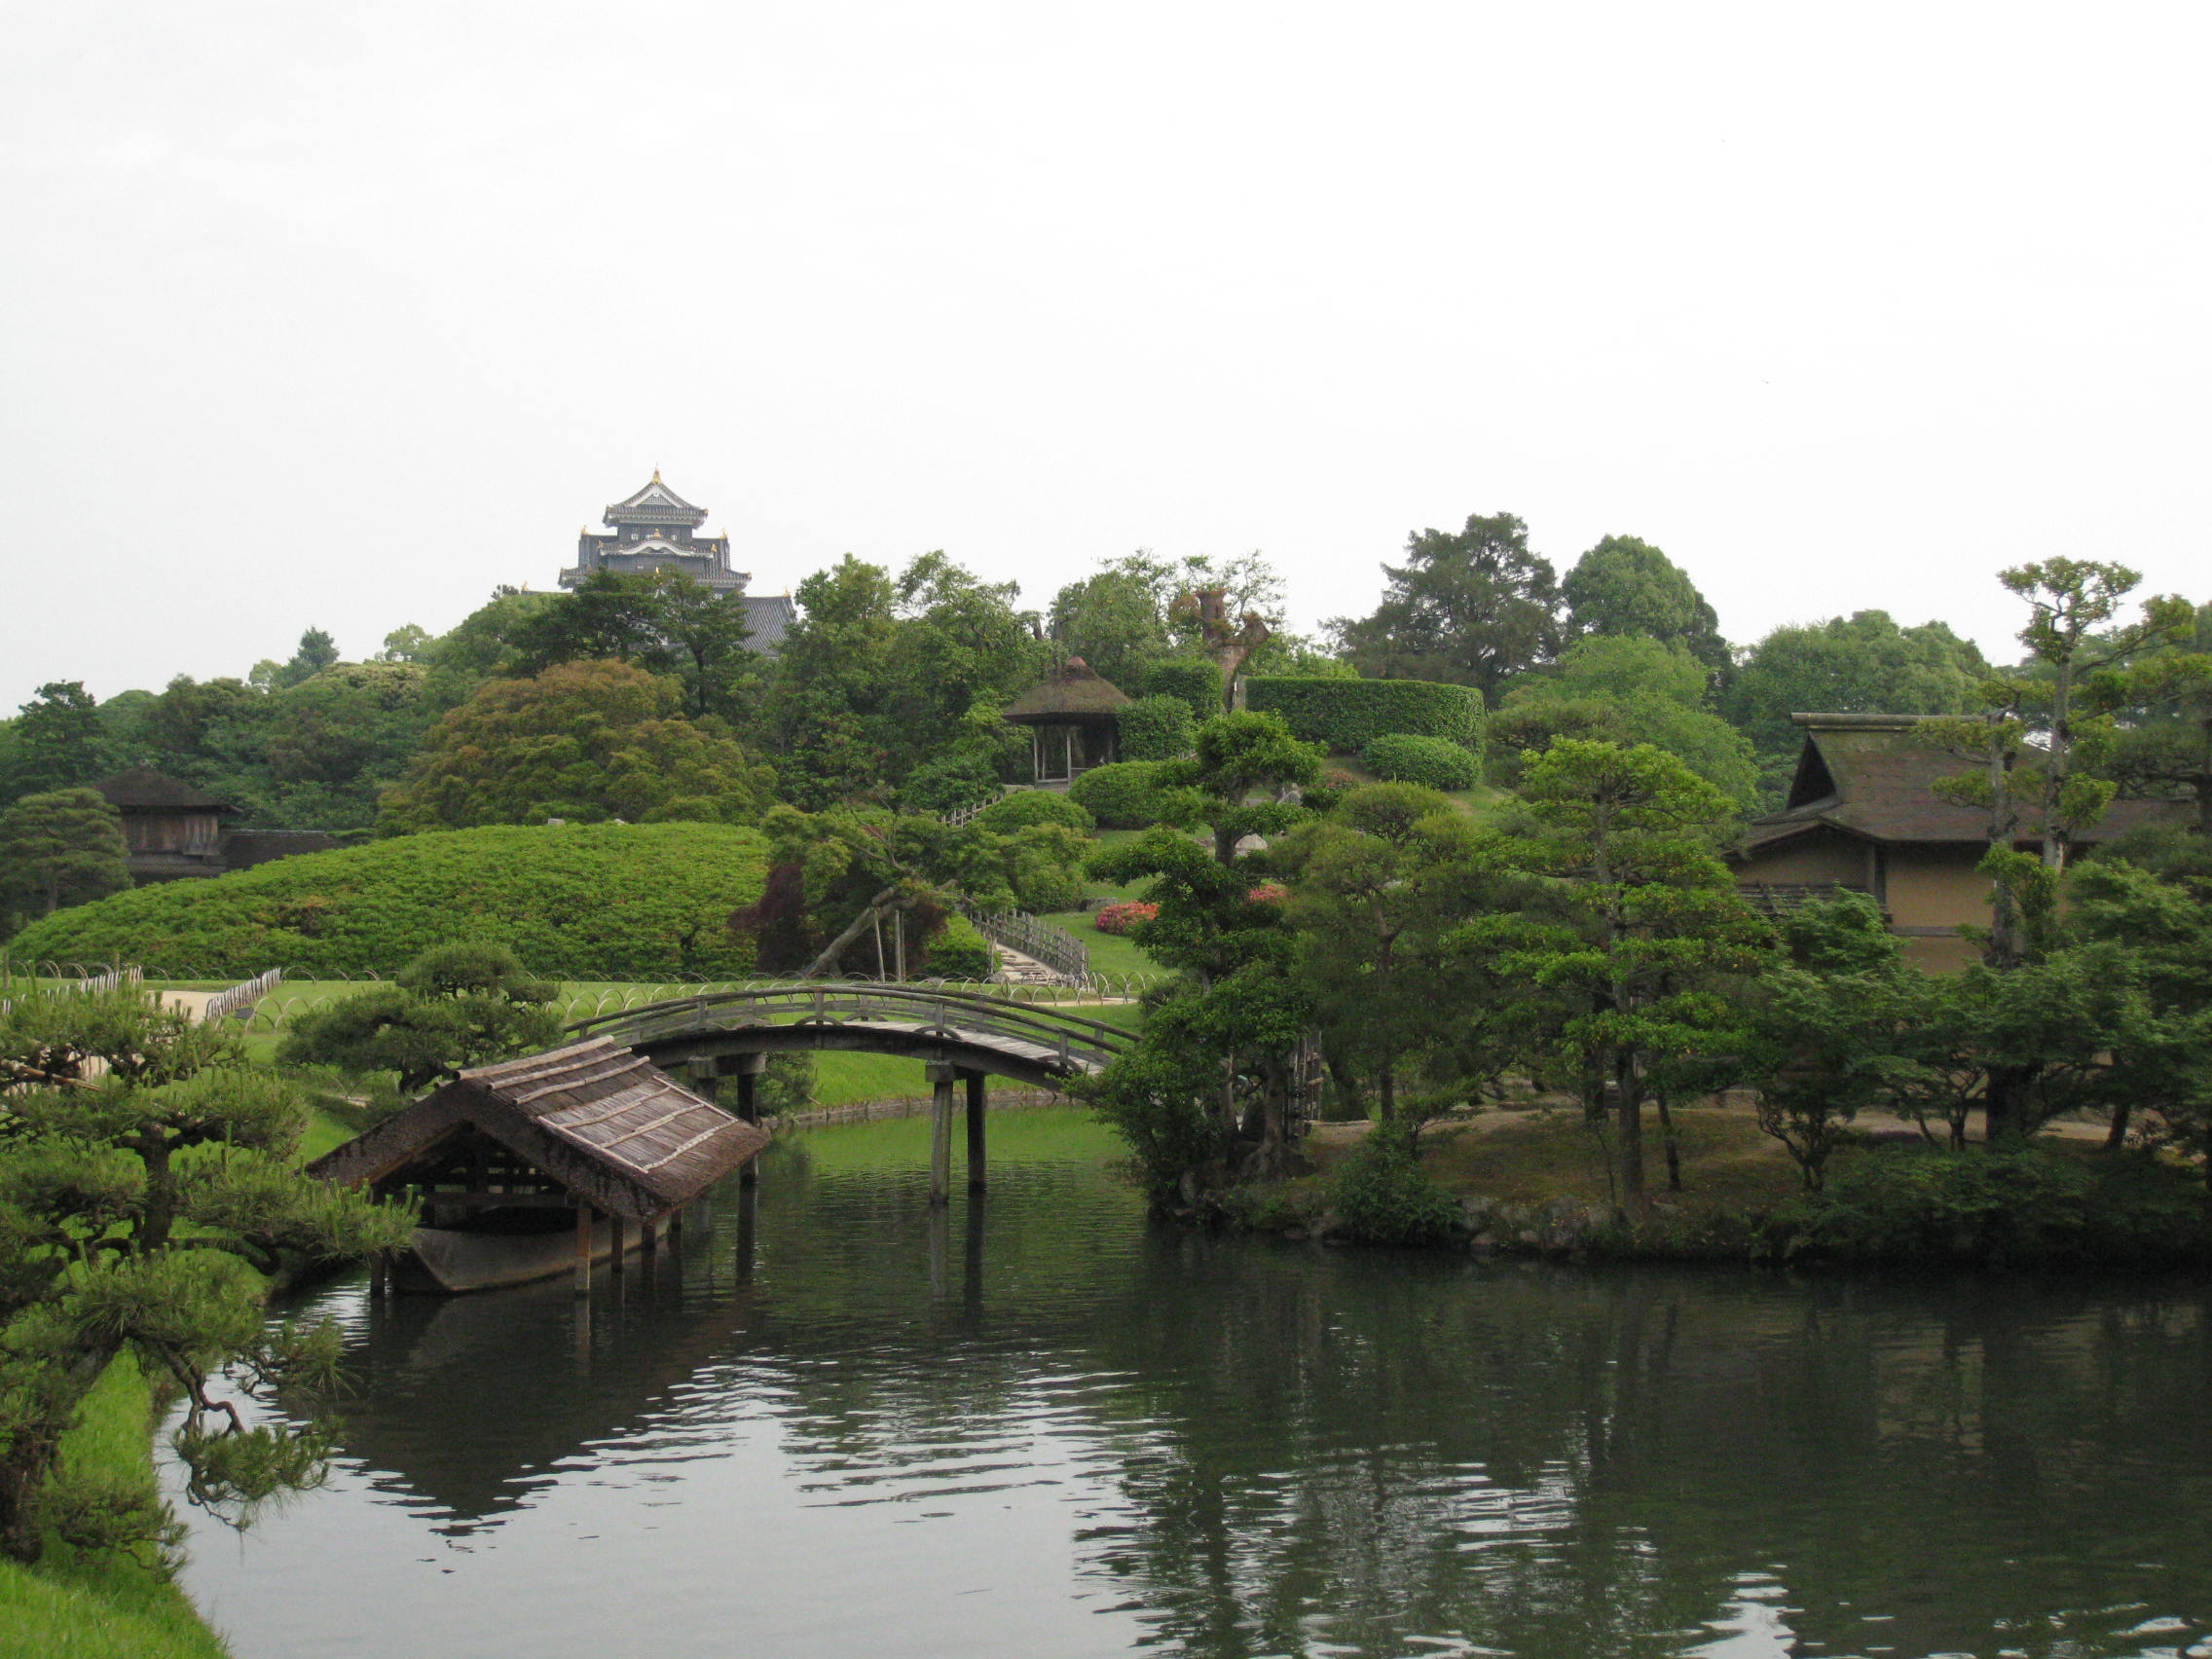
[7,823,769,979]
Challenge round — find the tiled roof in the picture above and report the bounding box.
[93,767,236,813]
[1739,713,2184,850]
[306,1038,766,1222]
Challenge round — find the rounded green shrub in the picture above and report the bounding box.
[921,914,995,980]
[4,823,771,979]
[1117,695,1195,761]
[1328,1128,1461,1246]
[1361,733,1482,792]
[975,791,1095,833]
[1069,761,1176,830]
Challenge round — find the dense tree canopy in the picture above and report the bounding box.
[379,658,772,832]
[1722,610,1986,775]
[1330,513,1561,698]
[1493,637,1759,804]
[1561,535,1728,671]
[0,788,130,931]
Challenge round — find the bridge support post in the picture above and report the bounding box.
[964,1070,987,1190]
[726,1052,767,1190]
[608,1213,625,1274]
[573,1203,594,1298]
[927,1062,957,1207]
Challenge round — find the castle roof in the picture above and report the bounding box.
[605,471,708,529]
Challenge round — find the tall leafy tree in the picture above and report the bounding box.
[2000,558,2191,872]
[5,682,104,802]
[1724,611,1986,777]
[1493,638,1759,805]
[1487,740,1767,1211]
[510,570,760,720]
[0,788,130,928]
[1330,512,1561,698]
[252,627,341,690]
[379,658,773,831]
[2089,600,2212,834]
[1560,535,1728,672]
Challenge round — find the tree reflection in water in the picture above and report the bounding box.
[212,1113,2211,1659]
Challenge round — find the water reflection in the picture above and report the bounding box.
[177,1114,2212,1659]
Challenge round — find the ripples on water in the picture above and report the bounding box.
[171,1111,2212,1659]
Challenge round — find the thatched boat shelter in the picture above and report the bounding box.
[1001,658,1130,785]
[308,1038,767,1293]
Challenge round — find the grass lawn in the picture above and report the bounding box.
[1307,1104,1811,1219]
[0,1355,233,1659]
[1042,909,1161,977]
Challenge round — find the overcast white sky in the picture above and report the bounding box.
[4,1,2208,709]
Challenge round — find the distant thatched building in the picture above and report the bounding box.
[1002,659,1131,785]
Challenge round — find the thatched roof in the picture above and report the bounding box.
[306,1038,765,1223]
[93,767,235,813]
[1737,713,2181,853]
[1002,658,1131,724]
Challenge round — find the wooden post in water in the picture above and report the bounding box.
[730,1052,765,1190]
[927,1061,957,1207]
[640,1212,658,1262]
[573,1202,594,1298]
[608,1212,626,1274]
[965,1070,987,1191]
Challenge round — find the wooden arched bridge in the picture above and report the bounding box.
[565,984,1133,1203]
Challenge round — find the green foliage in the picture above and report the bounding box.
[1069,761,1186,830]
[1116,695,1196,761]
[0,791,129,932]
[379,657,773,832]
[1243,676,1485,757]
[6,822,771,978]
[1329,512,1561,697]
[1327,1127,1461,1246]
[1360,733,1481,792]
[3,683,105,804]
[0,993,412,1564]
[1048,568,1173,691]
[974,792,1095,833]
[1723,610,1987,772]
[276,942,563,1091]
[1494,638,1758,804]
[252,628,340,691]
[1160,711,1323,864]
[1004,825,1090,912]
[1143,658,1225,722]
[922,914,994,980]
[900,754,1003,816]
[1561,535,1728,671]
[1768,1146,2209,1266]
[508,569,762,720]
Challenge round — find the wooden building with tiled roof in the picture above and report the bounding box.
[558,471,798,652]
[1730,713,2184,970]
[308,1038,767,1293]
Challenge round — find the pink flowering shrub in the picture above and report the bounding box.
[1093,901,1160,936]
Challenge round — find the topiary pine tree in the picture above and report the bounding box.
[0,990,413,1564]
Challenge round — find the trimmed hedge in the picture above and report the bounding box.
[4,823,771,980]
[1361,733,1482,792]
[1068,761,1178,830]
[975,792,1095,833]
[1244,677,1485,761]
[1144,659,1224,722]
[923,914,994,980]
[1117,695,1196,761]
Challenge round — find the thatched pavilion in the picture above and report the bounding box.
[1001,659,1130,785]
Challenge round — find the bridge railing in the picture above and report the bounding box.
[956,903,1089,981]
[566,981,1132,1074]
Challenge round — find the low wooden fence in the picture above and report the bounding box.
[201,968,283,1024]
[958,903,1090,981]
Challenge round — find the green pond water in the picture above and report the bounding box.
[172,1109,2212,1659]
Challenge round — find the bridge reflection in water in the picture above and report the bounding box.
[566,983,1132,1205]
